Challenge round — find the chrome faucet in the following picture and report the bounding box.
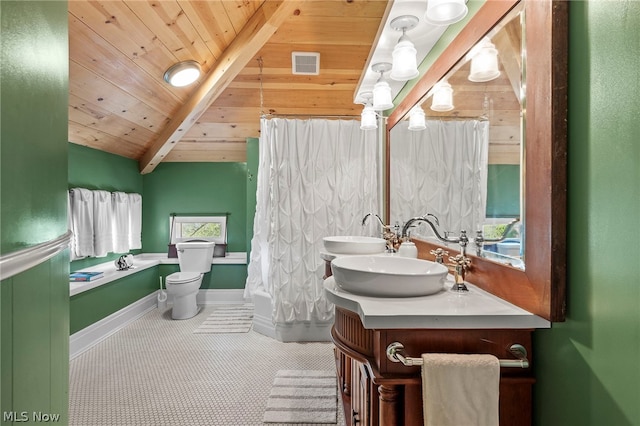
[362,213,385,228]
[402,214,470,256]
[362,213,399,252]
[401,213,441,239]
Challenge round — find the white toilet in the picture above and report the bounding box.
[165,241,215,320]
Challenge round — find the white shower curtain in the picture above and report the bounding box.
[245,118,379,324]
[390,119,489,238]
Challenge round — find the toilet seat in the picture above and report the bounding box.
[166,271,201,284]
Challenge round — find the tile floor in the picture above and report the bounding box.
[69,305,346,426]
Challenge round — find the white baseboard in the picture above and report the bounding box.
[70,292,157,360]
[196,289,247,305]
[70,289,248,359]
[252,311,277,340]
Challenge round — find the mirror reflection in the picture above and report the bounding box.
[390,6,525,269]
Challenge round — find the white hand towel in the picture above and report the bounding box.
[69,188,94,258]
[111,192,130,253]
[92,190,113,257]
[127,193,142,250]
[421,353,500,426]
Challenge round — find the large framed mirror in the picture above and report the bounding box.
[386,0,567,322]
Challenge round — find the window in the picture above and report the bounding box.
[170,215,227,244]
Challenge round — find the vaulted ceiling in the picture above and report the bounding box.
[68,0,389,173]
[69,0,523,174]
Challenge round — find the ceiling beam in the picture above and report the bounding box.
[139,0,300,174]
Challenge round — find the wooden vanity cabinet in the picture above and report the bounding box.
[332,307,535,426]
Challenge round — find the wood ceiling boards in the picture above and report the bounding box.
[68,0,389,173]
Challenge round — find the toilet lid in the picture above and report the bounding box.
[166,272,200,284]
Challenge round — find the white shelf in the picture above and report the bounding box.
[70,252,247,296]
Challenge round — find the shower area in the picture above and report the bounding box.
[245,117,381,342]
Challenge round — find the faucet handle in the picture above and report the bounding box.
[430,248,449,264]
[448,254,471,293]
[449,253,471,269]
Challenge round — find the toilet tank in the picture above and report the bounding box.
[176,241,215,273]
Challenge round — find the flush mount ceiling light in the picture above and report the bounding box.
[163,60,201,87]
[371,62,394,111]
[390,15,420,81]
[424,0,468,26]
[468,37,501,82]
[359,92,378,130]
[431,81,454,112]
[408,105,426,131]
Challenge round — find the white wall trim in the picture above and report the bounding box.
[0,230,72,281]
[69,292,157,359]
[196,288,247,305]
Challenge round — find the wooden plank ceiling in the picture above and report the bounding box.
[68,0,389,173]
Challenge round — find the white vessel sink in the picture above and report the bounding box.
[323,236,387,255]
[331,255,448,297]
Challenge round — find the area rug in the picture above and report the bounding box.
[193,304,253,334]
[263,370,337,424]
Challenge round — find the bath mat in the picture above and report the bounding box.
[263,370,337,424]
[193,304,253,334]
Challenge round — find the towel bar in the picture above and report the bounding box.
[386,342,529,369]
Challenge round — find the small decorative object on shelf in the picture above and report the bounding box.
[69,271,104,282]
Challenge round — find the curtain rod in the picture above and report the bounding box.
[170,212,230,217]
[423,116,489,121]
[261,113,359,120]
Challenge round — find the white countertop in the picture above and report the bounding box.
[70,252,247,296]
[323,276,550,330]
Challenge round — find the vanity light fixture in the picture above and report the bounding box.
[468,37,501,82]
[163,60,201,87]
[360,92,378,130]
[408,105,426,131]
[390,15,420,81]
[424,0,468,26]
[371,62,394,111]
[430,81,454,112]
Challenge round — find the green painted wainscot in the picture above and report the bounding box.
[1,1,70,423]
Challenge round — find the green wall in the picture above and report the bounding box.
[534,1,640,425]
[142,162,248,289]
[246,137,259,259]
[67,144,153,334]
[486,165,520,218]
[1,1,70,422]
[70,267,158,334]
[142,162,248,253]
[68,143,144,271]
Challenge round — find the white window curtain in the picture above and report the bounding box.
[245,118,380,324]
[390,119,489,238]
[68,188,142,259]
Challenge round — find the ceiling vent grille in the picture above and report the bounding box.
[291,52,320,75]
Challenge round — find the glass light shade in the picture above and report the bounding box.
[431,82,454,112]
[390,40,419,81]
[164,61,201,87]
[425,0,468,26]
[360,105,378,130]
[408,107,426,131]
[468,40,500,82]
[372,80,394,111]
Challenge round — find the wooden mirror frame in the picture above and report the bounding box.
[385,0,567,322]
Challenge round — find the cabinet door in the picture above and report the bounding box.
[351,359,371,426]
